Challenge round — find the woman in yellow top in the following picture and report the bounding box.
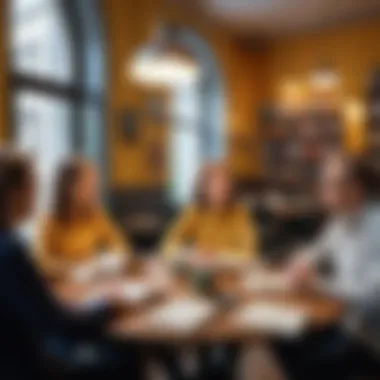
[37,157,128,275]
[163,162,258,380]
[163,161,258,264]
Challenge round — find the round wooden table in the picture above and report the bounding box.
[53,259,344,345]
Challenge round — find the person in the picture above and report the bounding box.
[163,162,259,380]
[273,152,380,380]
[37,157,128,276]
[163,162,258,266]
[35,157,186,380]
[0,149,143,379]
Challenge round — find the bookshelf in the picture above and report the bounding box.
[260,106,342,214]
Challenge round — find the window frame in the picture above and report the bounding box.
[167,27,225,205]
[8,0,108,187]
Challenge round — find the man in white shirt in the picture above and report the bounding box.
[272,152,380,380]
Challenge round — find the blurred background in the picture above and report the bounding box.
[2,0,380,257]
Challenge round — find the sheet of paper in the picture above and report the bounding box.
[70,260,100,283]
[235,302,308,337]
[70,254,126,283]
[121,280,152,303]
[149,298,215,334]
[244,272,290,293]
[214,256,249,270]
[98,253,125,274]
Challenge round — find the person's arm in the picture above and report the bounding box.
[231,206,259,262]
[6,237,119,340]
[318,237,380,304]
[285,222,335,289]
[312,213,380,304]
[0,244,53,337]
[0,240,112,338]
[35,217,70,277]
[161,206,198,259]
[98,211,129,256]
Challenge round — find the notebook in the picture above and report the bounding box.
[235,302,308,337]
[121,280,152,303]
[149,298,215,334]
[244,272,290,293]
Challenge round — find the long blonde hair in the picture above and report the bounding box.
[53,157,95,223]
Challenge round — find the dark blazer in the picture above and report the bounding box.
[0,229,112,378]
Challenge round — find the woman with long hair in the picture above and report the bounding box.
[163,161,258,264]
[0,149,145,379]
[38,157,128,274]
[162,161,259,380]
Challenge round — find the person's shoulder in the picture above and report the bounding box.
[182,203,200,215]
[94,208,115,224]
[38,214,58,230]
[172,204,200,223]
[0,231,24,258]
[361,204,380,247]
[364,203,380,224]
[233,202,252,217]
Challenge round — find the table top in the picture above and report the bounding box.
[53,258,344,345]
[109,293,342,345]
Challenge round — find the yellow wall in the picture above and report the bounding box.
[2,0,378,184]
[266,16,380,154]
[102,0,262,188]
[104,3,380,187]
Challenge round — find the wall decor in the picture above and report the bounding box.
[145,95,170,125]
[260,106,342,209]
[119,109,139,142]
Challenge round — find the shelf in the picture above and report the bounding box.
[261,107,342,206]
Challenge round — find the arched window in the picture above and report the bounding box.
[169,28,225,204]
[129,25,224,205]
[9,0,106,215]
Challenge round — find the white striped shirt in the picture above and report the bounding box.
[311,203,380,352]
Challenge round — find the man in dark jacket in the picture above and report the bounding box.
[0,150,142,380]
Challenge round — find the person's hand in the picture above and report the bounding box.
[285,257,316,291]
[190,253,217,271]
[144,260,173,291]
[92,279,126,304]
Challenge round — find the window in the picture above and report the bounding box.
[10,0,106,219]
[170,84,201,204]
[11,0,74,84]
[11,0,74,215]
[169,29,225,205]
[14,91,72,212]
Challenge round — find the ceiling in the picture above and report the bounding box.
[178,0,380,37]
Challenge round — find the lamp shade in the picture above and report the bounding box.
[129,25,200,87]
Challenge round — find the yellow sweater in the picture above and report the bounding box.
[162,203,258,260]
[37,211,128,271]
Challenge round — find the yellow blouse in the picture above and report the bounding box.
[37,211,128,271]
[162,203,258,260]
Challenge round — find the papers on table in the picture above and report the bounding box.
[244,271,290,293]
[73,279,153,309]
[70,261,99,283]
[149,298,215,334]
[70,254,126,283]
[76,292,109,310]
[99,254,125,274]
[235,302,308,337]
[121,280,152,304]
